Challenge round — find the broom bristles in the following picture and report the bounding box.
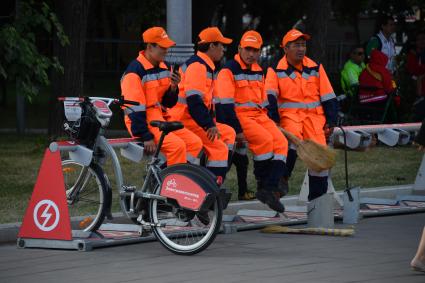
[297,140,336,171]
[279,127,336,171]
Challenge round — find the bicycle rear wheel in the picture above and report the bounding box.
[149,164,222,255]
[62,160,108,231]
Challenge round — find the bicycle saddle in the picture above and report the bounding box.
[150,120,184,133]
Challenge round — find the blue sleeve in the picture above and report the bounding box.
[128,111,154,141]
[161,87,179,108]
[321,98,339,127]
[187,95,216,130]
[215,103,243,134]
[266,94,280,123]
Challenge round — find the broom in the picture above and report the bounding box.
[280,128,336,172]
[261,225,354,237]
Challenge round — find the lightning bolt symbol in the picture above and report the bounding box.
[41,204,53,227]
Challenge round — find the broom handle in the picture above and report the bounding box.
[279,128,301,146]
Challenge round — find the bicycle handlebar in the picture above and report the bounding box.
[118,98,140,106]
[58,96,139,107]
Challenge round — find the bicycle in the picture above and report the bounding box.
[55,96,229,255]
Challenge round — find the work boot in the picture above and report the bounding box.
[255,190,285,213]
[275,177,289,198]
[238,191,256,201]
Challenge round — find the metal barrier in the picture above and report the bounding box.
[332,123,420,148]
[295,123,424,227]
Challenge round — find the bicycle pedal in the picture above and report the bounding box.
[137,215,165,227]
[122,185,136,192]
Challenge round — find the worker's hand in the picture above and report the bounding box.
[206,126,220,141]
[143,139,157,155]
[236,132,246,145]
[170,71,181,92]
[323,124,334,140]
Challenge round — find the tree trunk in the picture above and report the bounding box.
[305,0,331,63]
[48,0,91,139]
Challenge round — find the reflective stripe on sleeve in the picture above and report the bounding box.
[320,92,337,102]
[278,101,321,109]
[185,90,204,97]
[272,154,287,162]
[234,73,263,82]
[123,105,146,115]
[187,154,200,165]
[206,160,228,167]
[253,152,273,161]
[219,97,235,104]
[178,96,187,104]
[142,70,170,83]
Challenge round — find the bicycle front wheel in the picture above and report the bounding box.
[62,160,108,231]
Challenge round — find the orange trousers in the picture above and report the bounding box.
[182,118,235,170]
[146,109,203,166]
[148,126,202,165]
[280,114,326,146]
[237,111,288,161]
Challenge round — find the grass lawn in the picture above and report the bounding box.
[0,133,422,224]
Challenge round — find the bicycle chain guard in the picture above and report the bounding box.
[160,173,209,211]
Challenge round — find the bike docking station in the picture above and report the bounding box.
[15,118,425,248]
[220,122,425,236]
[17,139,160,252]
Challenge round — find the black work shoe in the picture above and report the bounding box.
[255,190,285,213]
[276,177,289,198]
[196,211,210,225]
[255,190,267,204]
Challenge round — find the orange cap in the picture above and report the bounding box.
[142,27,175,48]
[281,29,310,47]
[240,30,263,49]
[198,27,232,44]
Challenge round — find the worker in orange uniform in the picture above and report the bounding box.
[265,29,338,201]
[168,27,236,182]
[215,30,288,212]
[121,27,203,166]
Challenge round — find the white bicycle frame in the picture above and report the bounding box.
[52,97,146,218]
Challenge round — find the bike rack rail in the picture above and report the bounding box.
[17,123,425,251]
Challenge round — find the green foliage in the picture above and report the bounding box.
[0,0,69,102]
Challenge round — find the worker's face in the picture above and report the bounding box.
[146,43,168,63]
[238,46,261,66]
[351,48,365,65]
[284,38,306,63]
[209,42,225,62]
[381,20,396,36]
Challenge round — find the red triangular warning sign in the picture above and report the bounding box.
[18,149,72,240]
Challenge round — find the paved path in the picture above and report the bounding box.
[0,213,424,283]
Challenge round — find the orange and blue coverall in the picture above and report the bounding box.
[168,51,236,179]
[215,54,289,192]
[265,55,338,200]
[121,51,203,165]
